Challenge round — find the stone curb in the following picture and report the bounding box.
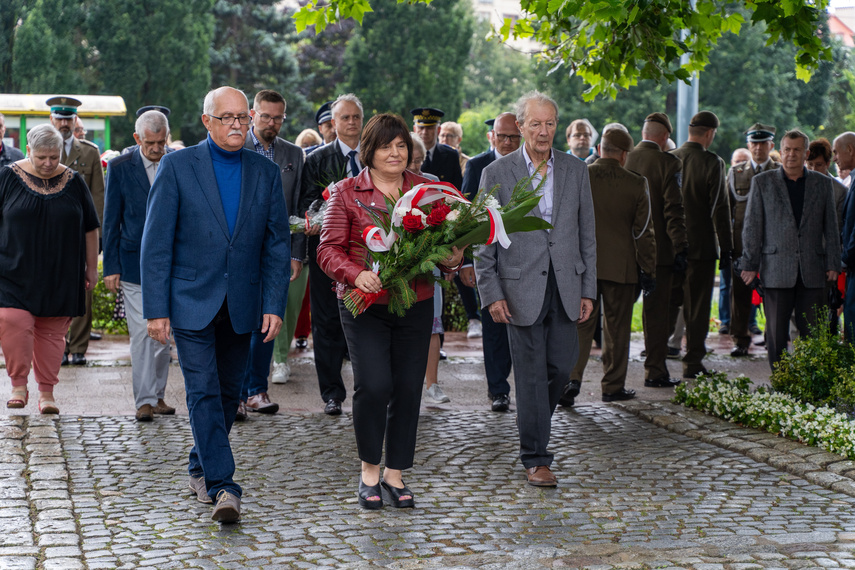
[612,399,855,498]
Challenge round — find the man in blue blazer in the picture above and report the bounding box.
[460,112,521,413]
[103,110,175,423]
[141,86,290,523]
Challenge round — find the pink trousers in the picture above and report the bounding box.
[0,307,71,394]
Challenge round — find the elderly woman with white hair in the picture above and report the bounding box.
[0,123,99,414]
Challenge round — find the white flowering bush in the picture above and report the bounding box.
[674,372,855,460]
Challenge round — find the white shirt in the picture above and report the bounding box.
[338,139,362,177]
[521,145,554,226]
[140,152,158,186]
[751,158,772,171]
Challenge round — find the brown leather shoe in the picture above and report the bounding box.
[246,392,279,414]
[525,465,557,487]
[153,399,175,415]
[135,404,154,422]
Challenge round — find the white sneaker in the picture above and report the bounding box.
[425,383,450,404]
[271,361,290,384]
[467,319,483,339]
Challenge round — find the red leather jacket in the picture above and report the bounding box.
[317,168,436,305]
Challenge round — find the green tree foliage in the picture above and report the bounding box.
[87,0,215,148]
[209,0,309,140]
[0,0,29,92]
[12,0,90,93]
[342,0,474,119]
[463,19,535,112]
[457,103,501,158]
[295,0,832,99]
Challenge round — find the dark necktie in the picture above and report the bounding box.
[348,150,359,178]
[423,150,432,171]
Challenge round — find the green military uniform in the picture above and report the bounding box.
[51,97,106,358]
[571,156,656,395]
[729,123,780,352]
[670,112,733,378]
[624,114,687,382]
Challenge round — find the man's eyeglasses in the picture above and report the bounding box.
[495,134,521,143]
[209,114,251,126]
[256,114,286,124]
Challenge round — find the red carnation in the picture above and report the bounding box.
[402,212,425,233]
[426,202,451,226]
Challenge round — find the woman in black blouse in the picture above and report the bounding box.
[0,124,99,414]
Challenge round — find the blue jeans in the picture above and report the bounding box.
[173,300,249,501]
[241,330,274,401]
[718,266,731,326]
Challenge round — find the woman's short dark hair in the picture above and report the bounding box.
[808,137,832,163]
[359,114,413,170]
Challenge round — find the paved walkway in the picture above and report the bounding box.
[5,332,855,569]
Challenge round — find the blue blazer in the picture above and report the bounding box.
[102,148,170,284]
[140,139,291,333]
[461,149,496,200]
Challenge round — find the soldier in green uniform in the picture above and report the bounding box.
[570,128,657,401]
[624,112,687,388]
[729,123,780,357]
[47,96,105,366]
[671,111,733,378]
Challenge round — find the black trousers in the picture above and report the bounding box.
[339,298,433,469]
[482,308,512,397]
[308,247,348,402]
[763,278,825,369]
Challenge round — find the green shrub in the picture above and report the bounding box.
[441,280,469,332]
[92,261,129,335]
[770,306,855,406]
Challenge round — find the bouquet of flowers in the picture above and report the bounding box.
[289,199,327,234]
[343,176,551,317]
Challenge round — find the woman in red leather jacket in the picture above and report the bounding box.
[317,113,464,509]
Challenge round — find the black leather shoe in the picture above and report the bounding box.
[749,324,763,336]
[644,376,681,388]
[683,368,716,379]
[381,480,414,508]
[324,399,342,416]
[89,332,102,341]
[358,477,383,510]
[718,324,730,335]
[491,394,510,412]
[234,401,248,422]
[602,388,636,402]
[666,347,681,359]
[559,380,581,407]
[61,353,69,366]
[731,346,749,357]
[70,353,86,366]
[295,337,308,349]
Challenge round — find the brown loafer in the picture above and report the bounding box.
[135,403,154,422]
[525,465,557,487]
[246,392,279,414]
[153,399,175,415]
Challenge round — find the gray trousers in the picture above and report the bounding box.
[507,269,577,469]
[122,281,171,409]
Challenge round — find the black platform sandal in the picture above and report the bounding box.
[358,477,383,510]
[381,480,415,508]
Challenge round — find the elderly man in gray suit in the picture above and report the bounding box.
[475,91,597,487]
[740,129,840,369]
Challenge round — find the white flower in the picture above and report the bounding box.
[412,208,427,221]
[395,206,409,218]
[446,210,460,222]
[484,196,500,210]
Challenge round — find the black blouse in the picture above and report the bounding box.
[0,164,100,317]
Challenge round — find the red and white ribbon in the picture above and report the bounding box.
[485,206,511,248]
[362,225,397,253]
[391,182,470,226]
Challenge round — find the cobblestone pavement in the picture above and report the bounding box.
[4,404,855,569]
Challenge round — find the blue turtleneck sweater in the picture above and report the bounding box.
[208,134,242,236]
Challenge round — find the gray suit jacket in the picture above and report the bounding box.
[244,134,306,260]
[741,168,841,289]
[474,147,597,326]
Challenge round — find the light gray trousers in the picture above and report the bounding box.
[122,281,171,409]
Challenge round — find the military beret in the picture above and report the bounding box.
[46,96,81,118]
[689,111,719,129]
[315,101,333,125]
[746,123,776,142]
[136,105,171,117]
[410,107,445,126]
[644,112,672,133]
[602,129,634,152]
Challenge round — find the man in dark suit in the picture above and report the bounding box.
[103,110,175,423]
[475,91,596,487]
[461,112,520,412]
[571,127,656,402]
[238,89,306,419]
[48,96,106,366]
[0,113,24,168]
[671,111,732,379]
[834,131,855,342]
[624,112,687,389]
[741,130,840,369]
[300,94,364,415]
[141,86,290,522]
